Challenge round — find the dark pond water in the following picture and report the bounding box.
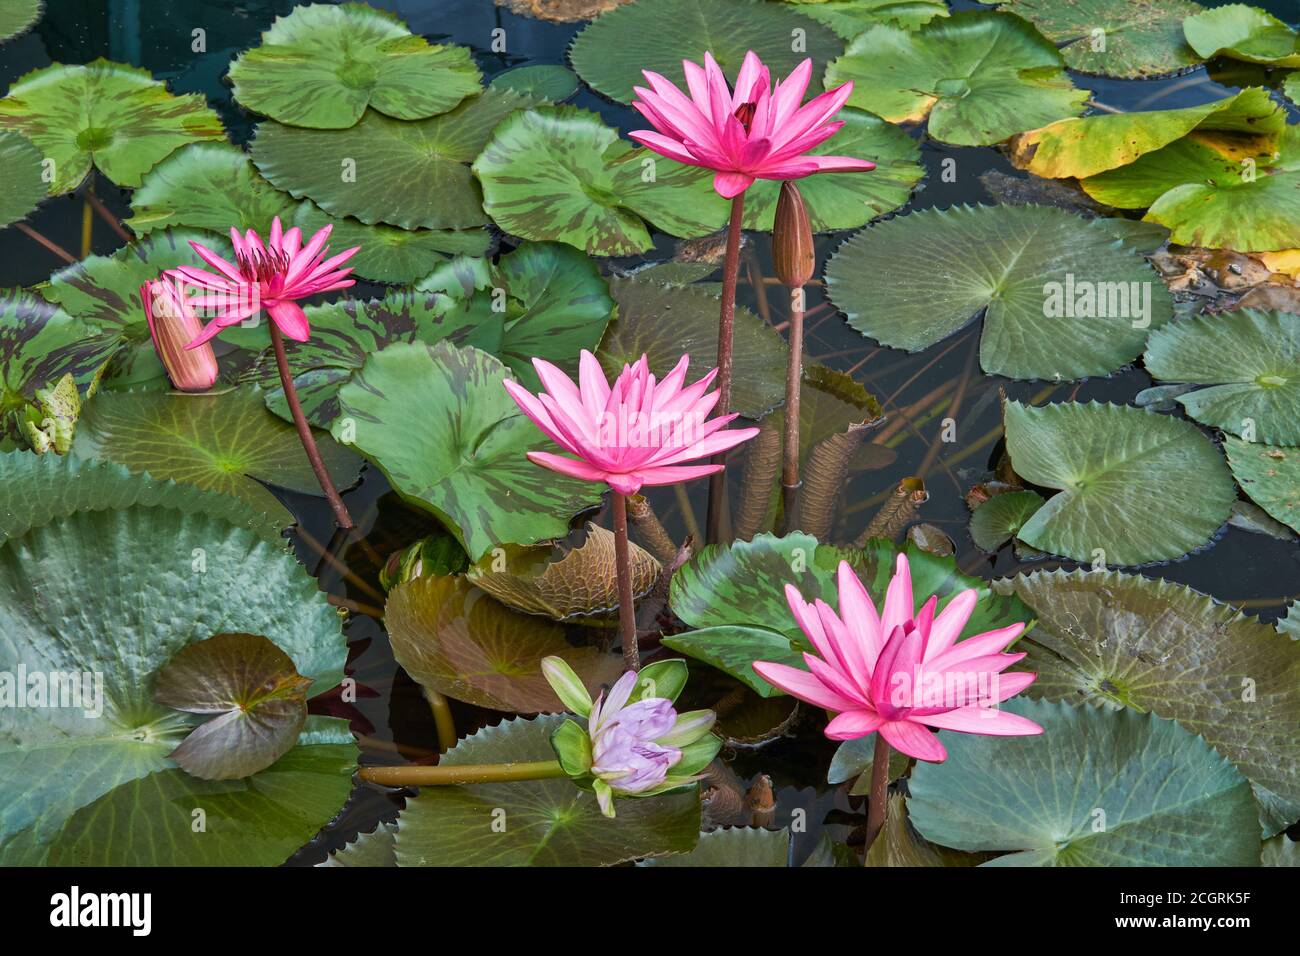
[3,0,1298,864]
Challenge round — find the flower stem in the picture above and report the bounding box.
[862,733,891,862]
[612,491,640,671]
[359,759,566,787]
[15,223,76,263]
[705,192,746,545]
[80,182,94,258]
[269,322,355,529]
[424,688,458,752]
[781,291,804,532]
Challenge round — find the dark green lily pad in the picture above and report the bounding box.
[825,11,1088,147]
[1225,436,1300,536]
[1002,400,1235,565]
[0,58,225,193]
[995,568,1300,836]
[0,0,41,41]
[490,64,580,102]
[473,106,727,256]
[333,341,603,561]
[71,386,362,526]
[825,205,1172,380]
[791,0,949,38]
[639,826,790,866]
[969,490,1046,552]
[569,0,841,104]
[828,737,911,787]
[394,715,700,865]
[0,130,46,226]
[384,575,624,711]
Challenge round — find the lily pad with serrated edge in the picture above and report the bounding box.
[824,12,1089,148]
[384,575,624,711]
[740,108,923,232]
[1183,3,1300,67]
[71,386,361,526]
[250,88,541,231]
[318,822,398,867]
[473,106,727,256]
[489,64,580,102]
[1001,399,1236,565]
[0,59,225,193]
[394,714,701,865]
[788,0,949,39]
[638,826,791,866]
[1225,436,1300,535]
[994,567,1300,836]
[229,3,481,129]
[569,0,841,105]
[1144,309,1300,445]
[0,130,46,227]
[908,698,1260,865]
[0,0,42,41]
[824,205,1172,380]
[969,490,1046,552]
[332,341,603,561]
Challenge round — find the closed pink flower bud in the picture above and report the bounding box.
[141,279,218,392]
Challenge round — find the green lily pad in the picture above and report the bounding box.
[332,341,603,561]
[909,698,1259,866]
[639,826,791,866]
[127,141,298,236]
[1144,309,1300,445]
[0,290,115,446]
[1183,3,1300,67]
[250,87,540,231]
[490,64,580,102]
[994,568,1300,836]
[995,0,1205,78]
[828,737,911,786]
[384,575,624,711]
[71,386,361,526]
[1001,399,1236,565]
[969,490,1046,552]
[1264,836,1300,866]
[1079,130,1273,209]
[665,532,1033,695]
[824,205,1172,380]
[473,106,727,256]
[0,450,285,545]
[1286,73,1300,107]
[788,0,949,38]
[229,3,481,129]
[0,59,225,193]
[0,0,41,41]
[319,822,397,867]
[824,12,1089,148]
[1012,87,1286,180]
[394,715,701,865]
[293,200,490,285]
[865,795,984,866]
[596,276,788,419]
[0,130,46,227]
[1226,436,1300,535]
[0,490,351,864]
[569,0,841,104]
[41,229,232,387]
[154,632,313,780]
[740,108,923,232]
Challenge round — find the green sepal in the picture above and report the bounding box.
[632,659,688,704]
[541,656,595,718]
[549,716,594,778]
[673,734,723,777]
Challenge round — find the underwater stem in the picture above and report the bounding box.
[612,491,640,671]
[705,192,746,544]
[269,323,355,529]
[863,733,891,861]
[360,759,567,787]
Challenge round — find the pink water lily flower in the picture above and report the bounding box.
[503,350,760,496]
[753,555,1042,762]
[629,50,875,199]
[164,217,358,349]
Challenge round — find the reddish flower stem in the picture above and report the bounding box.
[15,223,77,264]
[269,322,355,529]
[863,733,891,862]
[612,491,640,671]
[705,192,746,544]
[781,292,804,531]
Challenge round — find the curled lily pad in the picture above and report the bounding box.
[127,142,298,236]
[333,341,603,560]
[825,205,1172,380]
[994,568,1300,835]
[1226,436,1300,535]
[71,386,361,526]
[0,130,46,227]
[394,715,701,865]
[229,3,481,128]
[1183,3,1300,67]
[154,632,313,780]
[995,0,1205,78]
[824,11,1089,147]
[790,0,949,38]
[0,59,224,193]
[490,64,580,102]
[467,523,660,620]
[473,106,727,256]
[1001,399,1236,565]
[1143,309,1300,444]
[569,0,841,104]
[969,490,1046,552]
[909,699,1260,866]
[0,0,41,41]
[384,574,624,711]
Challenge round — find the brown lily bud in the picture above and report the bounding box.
[141,279,218,392]
[772,180,814,287]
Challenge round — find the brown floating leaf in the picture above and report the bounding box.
[385,575,624,711]
[466,522,660,620]
[497,0,630,23]
[154,632,314,780]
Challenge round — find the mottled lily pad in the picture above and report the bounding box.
[0,130,46,226]
[1225,436,1300,535]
